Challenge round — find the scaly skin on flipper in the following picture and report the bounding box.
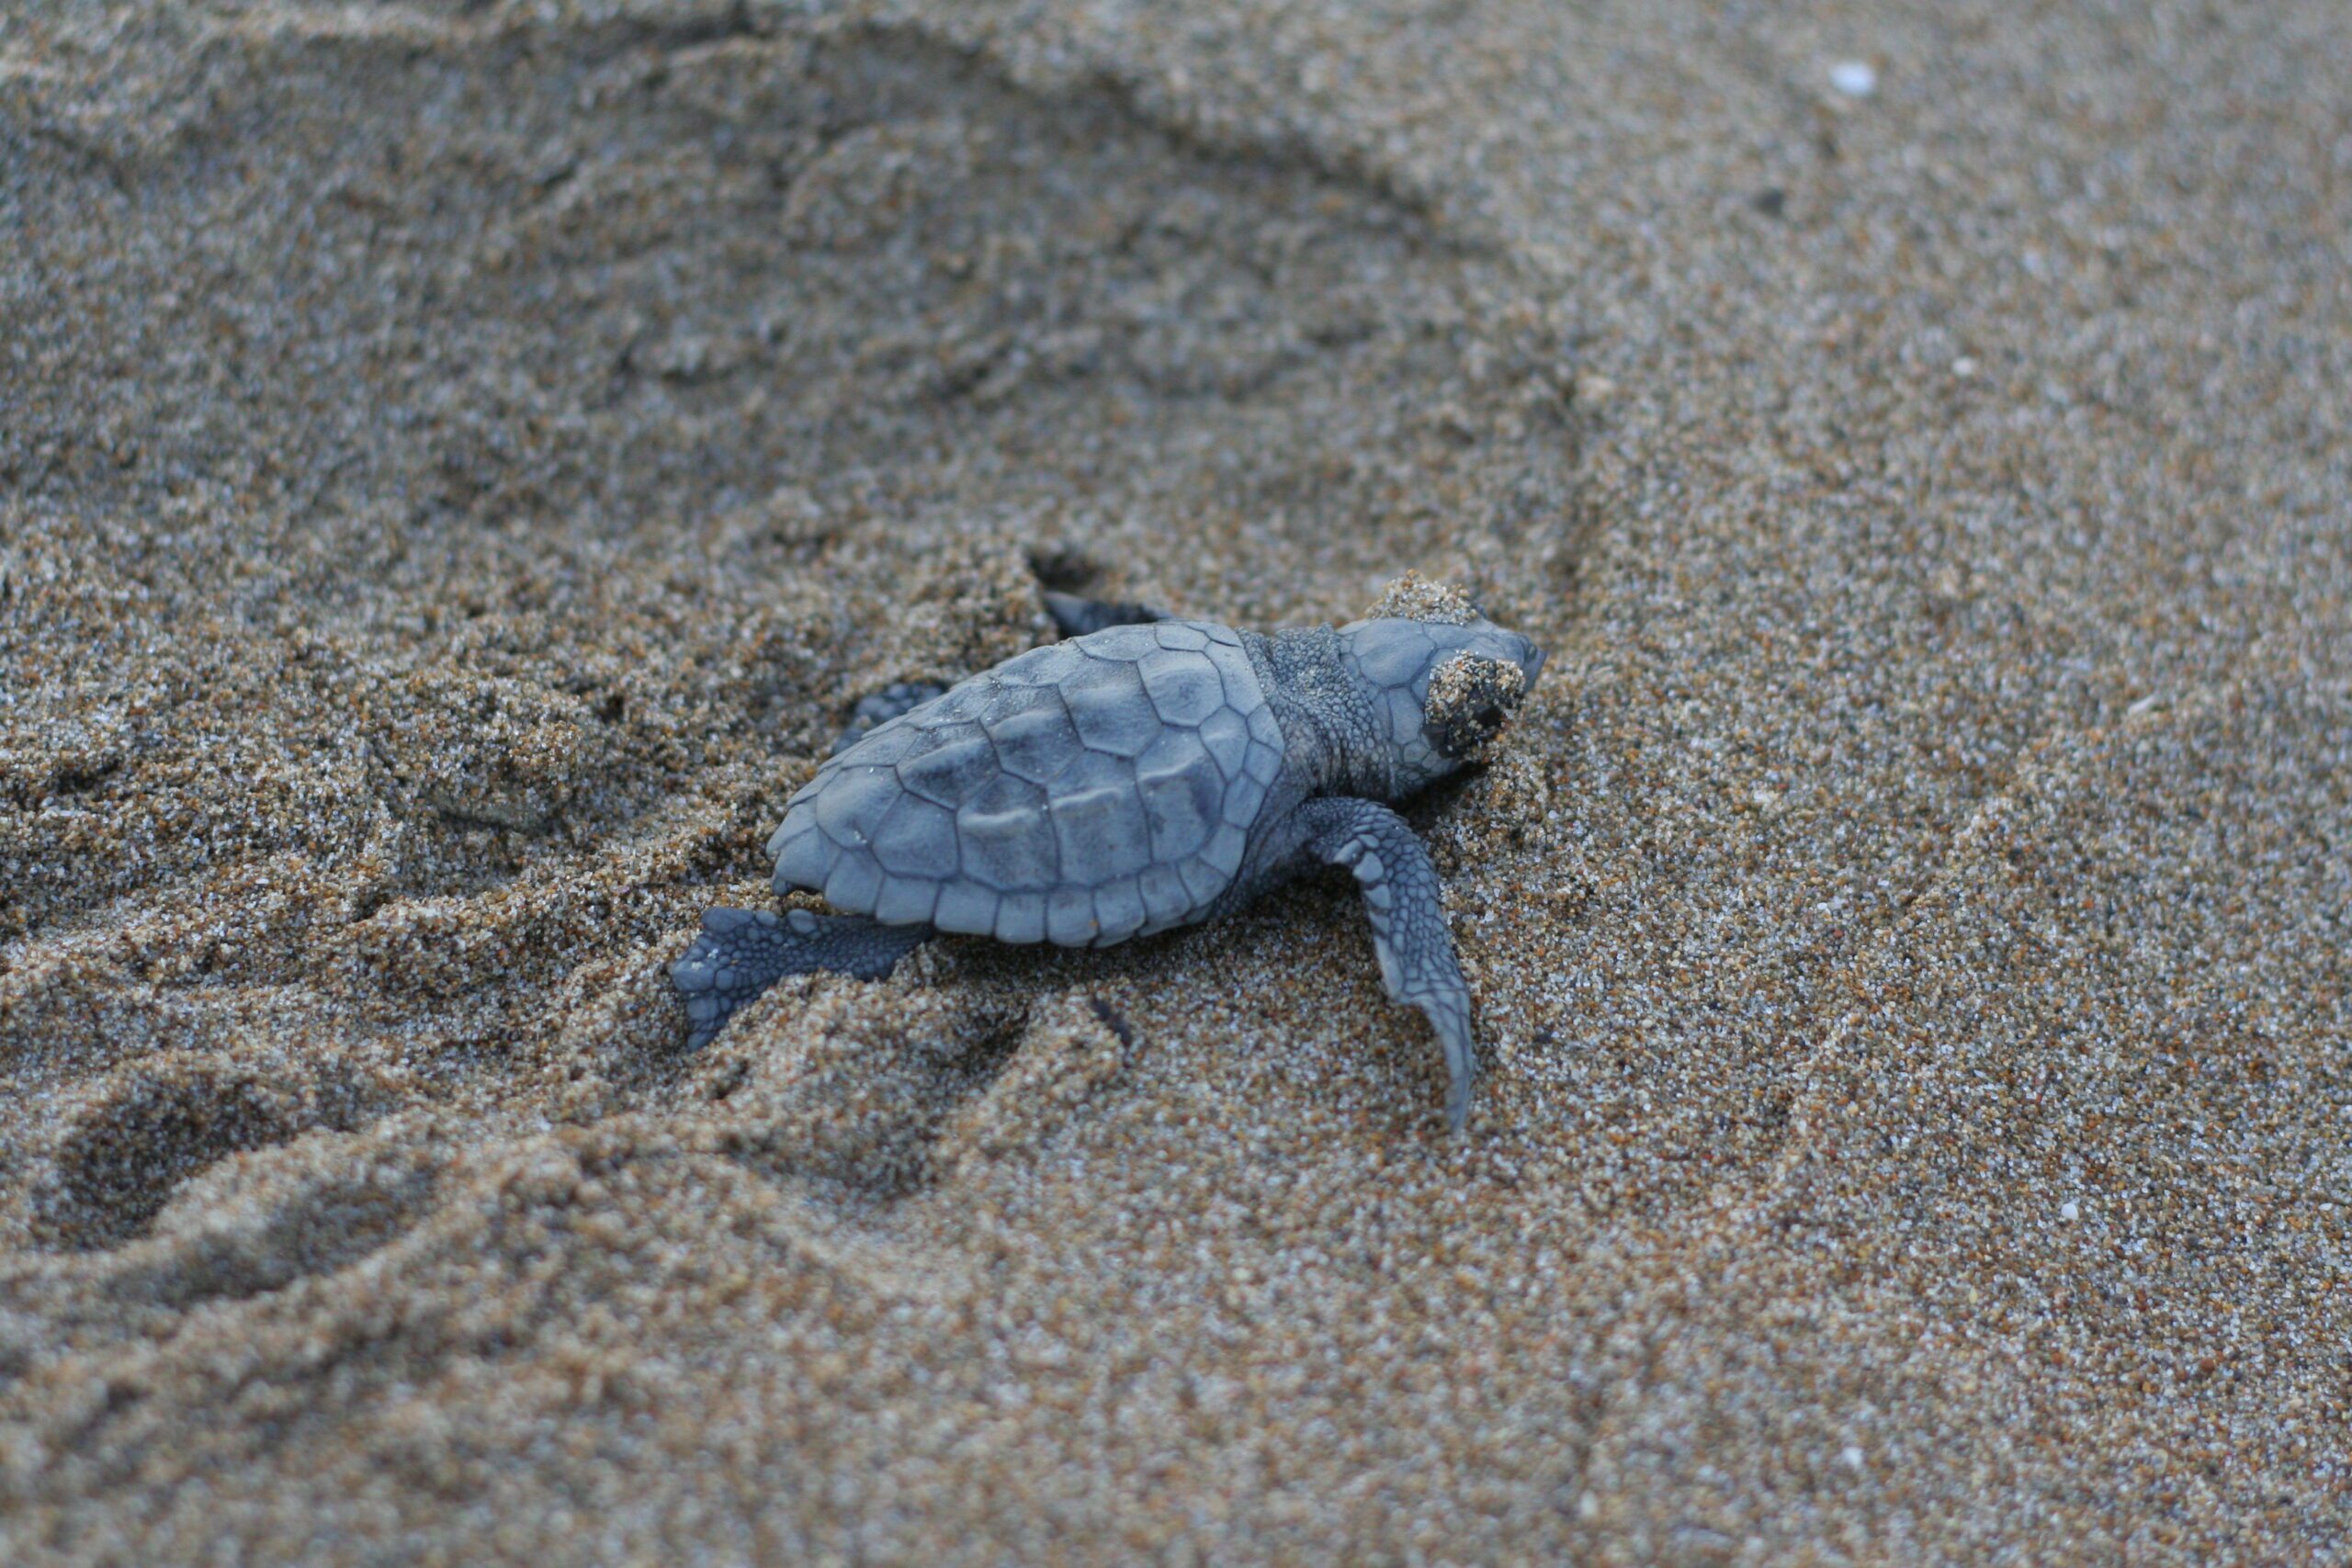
[671,580,1545,1130]
[671,908,930,1050]
[1297,796,1479,1132]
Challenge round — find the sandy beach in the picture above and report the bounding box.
[3,0,2346,1559]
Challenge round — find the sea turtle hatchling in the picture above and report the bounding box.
[672,579,1546,1130]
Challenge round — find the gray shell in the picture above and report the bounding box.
[766,620,1286,947]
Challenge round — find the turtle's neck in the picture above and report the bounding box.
[1241,625,1394,800]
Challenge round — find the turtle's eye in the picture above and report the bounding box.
[1423,655,1527,761]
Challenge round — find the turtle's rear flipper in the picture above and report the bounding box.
[832,595,1164,754]
[670,908,932,1049]
[831,682,950,756]
[1043,590,1164,637]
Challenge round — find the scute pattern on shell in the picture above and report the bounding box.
[767,620,1278,947]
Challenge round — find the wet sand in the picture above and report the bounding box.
[2,0,2347,1560]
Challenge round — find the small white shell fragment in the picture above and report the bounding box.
[1828,60,1878,98]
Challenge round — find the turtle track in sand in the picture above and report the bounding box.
[0,13,1590,1519]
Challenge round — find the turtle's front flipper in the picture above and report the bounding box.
[1298,797,1479,1132]
[671,908,932,1049]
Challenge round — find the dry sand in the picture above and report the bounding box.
[2,0,2347,1561]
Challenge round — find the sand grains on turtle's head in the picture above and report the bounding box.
[1362,570,1478,626]
[1423,651,1530,761]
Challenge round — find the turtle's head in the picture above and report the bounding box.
[1336,595,1546,797]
